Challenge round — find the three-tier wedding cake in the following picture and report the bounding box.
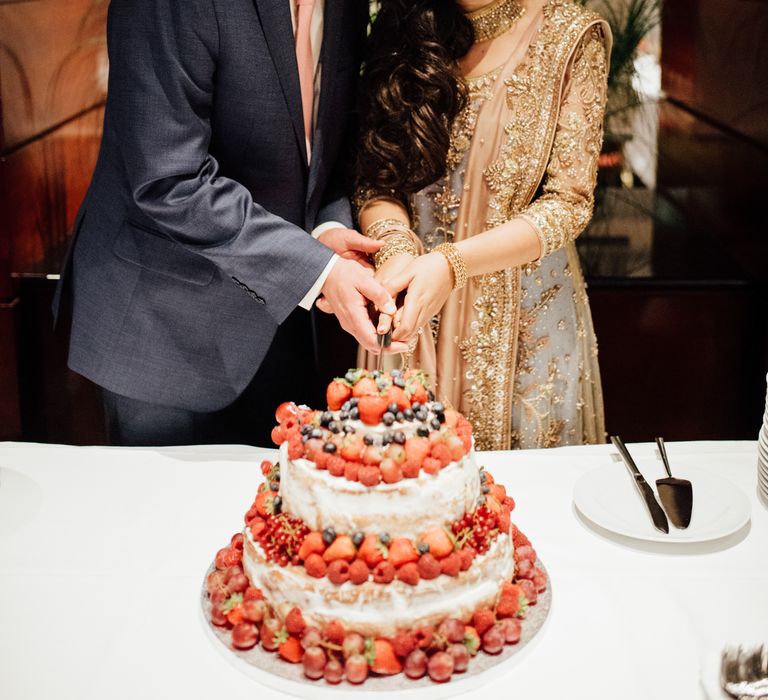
[204,369,547,685]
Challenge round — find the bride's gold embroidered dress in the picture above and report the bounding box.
[360,0,612,451]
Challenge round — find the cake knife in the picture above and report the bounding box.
[610,436,669,534]
[376,326,392,373]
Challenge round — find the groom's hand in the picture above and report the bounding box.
[317,227,383,270]
[319,258,409,354]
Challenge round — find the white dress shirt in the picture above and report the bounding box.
[293,0,342,311]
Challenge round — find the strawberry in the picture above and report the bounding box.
[325,620,345,645]
[422,457,441,475]
[260,619,283,651]
[421,527,454,559]
[486,495,502,514]
[380,460,403,484]
[371,639,403,675]
[358,395,388,425]
[226,603,244,626]
[260,459,273,476]
[340,434,364,462]
[358,465,382,487]
[278,635,303,663]
[322,535,356,563]
[372,561,395,583]
[516,558,534,579]
[249,517,266,539]
[384,385,411,411]
[358,535,386,568]
[298,532,326,561]
[409,381,429,404]
[496,585,521,618]
[285,607,306,636]
[275,401,299,424]
[388,538,419,568]
[215,547,242,570]
[348,559,370,585]
[439,552,462,577]
[417,553,441,580]
[304,553,327,578]
[255,489,278,517]
[404,436,430,467]
[483,470,495,486]
[430,443,452,468]
[396,562,420,585]
[230,532,245,550]
[472,608,495,635]
[327,455,346,477]
[327,560,351,585]
[270,425,284,446]
[489,483,507,502]
[391,631,417,658]
[503,495,516,510]
[327,380,352,410]
[463,626,481,656]
[344,460,360,482]
[352,376,378,397]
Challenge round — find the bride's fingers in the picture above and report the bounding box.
[392,292,421,342]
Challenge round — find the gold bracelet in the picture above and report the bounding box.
[365,218,412,241]
[374,234,419,269]
[434,242,468,290]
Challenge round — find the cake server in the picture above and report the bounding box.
[376,327,392,373]
[610,436,669,534]
[655,437,693,529]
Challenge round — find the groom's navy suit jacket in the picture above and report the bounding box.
[55,0,368,411]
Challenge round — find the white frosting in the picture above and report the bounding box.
[278,443,482,538]
[243,528,515,637]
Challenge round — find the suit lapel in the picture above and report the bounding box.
[253,0,308,168]
[307,0,345,201]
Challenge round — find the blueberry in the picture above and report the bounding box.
[403,409,414,421]
[436,412,446,424]
[412,402,422,412]
[395,411,405,422]
[321,411,333,426]
[377,380,389,391]
[394,431,406,445]
[379,532,391,545]
[416,409,428,421]
[273,496,282,513]
[430,417,442,431]
[386,403,398,414]
[382,432,393,446]
[269,481,279,491]
[341,401,352,412]
[417,425,430,437]
[432,402,445,413]
[371,370,381,379]
[480,471,487,483]
[322,527,336,545]
[301,434,310,443]
[343,424,355,434]
[352,531,364,547]
[417,542,429,555]
[363,434,375,445]
[383,412,395,426]
[391,368,402,377]
[428,389,436,401]
[393,376,406,388]
[323,442,337,453]
[311,428,323,439]
[482,485,490,494]
[301,424,312,436]
[349,398,359,407]
[328,421,341,434]
[350,407,360,420]
[339,411,349,421]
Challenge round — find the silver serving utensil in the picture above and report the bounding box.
[655,437,693,529]
[610,436,669,534]
[375,327,392,373]
[721,644,768,698]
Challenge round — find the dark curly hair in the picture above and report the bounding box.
[356,1,474,199]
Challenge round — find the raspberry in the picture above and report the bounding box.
[396,562,420,586]
[348,559,370,585]
[324,619,345,645]
[458,548,475,571]
[372,560,395,584]
[472,608,495,635]
[401,460,421,478]
[304,553,327,578]
[314,450,330,470]
[422,457,441,475]
[343,460,359,482]
[440,552,461,577]
[327,560,350,585]
[285,607,306,636]
[287,437,304,460]
[417,554,441,580]
[358,465,382,487]
[414,625,434,649]
[327,455,345,477]
[391,630,417,658]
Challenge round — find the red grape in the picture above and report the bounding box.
[518,579,537,606]
[345,654,369,684]
[481,625,505,654]
[301,626,323,650]
[206,570,227,595]
[438,618,465,644]
[241,599,265,624]
[227,572,249,594]
[403,649,427,679]
[427,651,454,682]
[231,622,259,649]
[210,603,229,627]
[448,643,470,672]
[302,646,327,680]
[261,619,281,651]
[323,657,344,684]
[499,618,521,644]
[342,632,365,659]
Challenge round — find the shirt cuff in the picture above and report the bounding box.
[298,253,339,310]
[311,221,346,239]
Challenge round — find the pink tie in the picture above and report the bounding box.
[295,0,315,160]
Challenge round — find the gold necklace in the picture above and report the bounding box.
[465,0,526,43]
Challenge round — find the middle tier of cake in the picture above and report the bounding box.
[277,443,483,538]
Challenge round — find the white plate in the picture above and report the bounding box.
[573,464,751,543]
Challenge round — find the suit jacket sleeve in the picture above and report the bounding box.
[107,0,333,325]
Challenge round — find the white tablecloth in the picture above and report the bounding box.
[0,440,765,700]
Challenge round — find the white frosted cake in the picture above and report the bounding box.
[205,369,547,684]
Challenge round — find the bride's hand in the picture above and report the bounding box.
[373,253,416,335]
[383,252,453,343]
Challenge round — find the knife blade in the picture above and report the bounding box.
[610,436,669,534]
[375,326,392,374]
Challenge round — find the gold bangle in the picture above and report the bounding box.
[374,234,419,269]
[434,242,468,290]
[365,218,412,241]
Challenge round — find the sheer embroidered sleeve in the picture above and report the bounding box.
[517,24,609,258]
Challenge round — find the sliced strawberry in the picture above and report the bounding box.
[388,538,419,568]
[343,460,360,482]
[298,532,327,561]
[278,635,303,663]
[358,395,388,426]
[371,639,403,675]
[327,380,352,410]
[421,527,454,559]
[327,455,346,477]
[322,535,356,563]
[408,381,429,404]
[472,608,495,635]
[358,535,387,568]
